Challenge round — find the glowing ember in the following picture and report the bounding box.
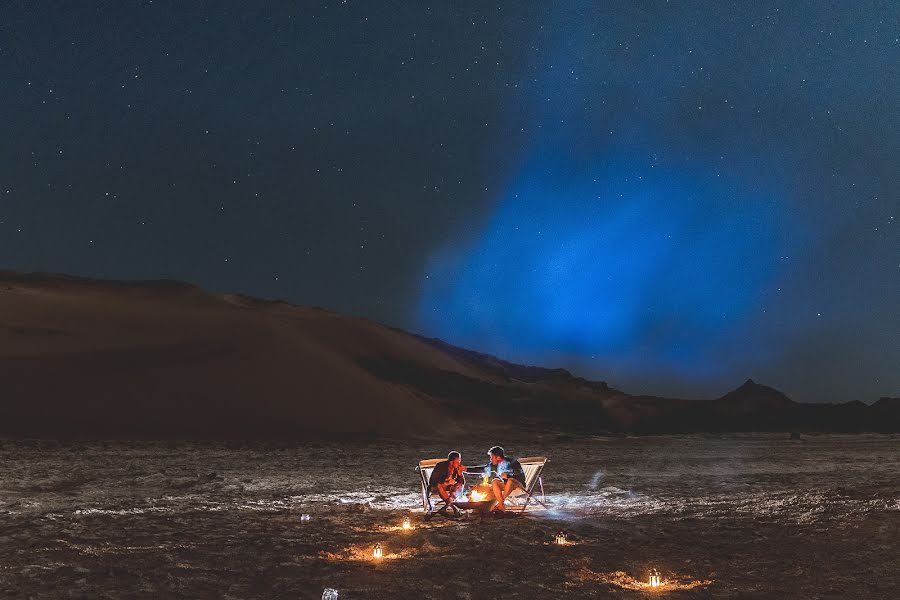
[649,568,662,588]
[372,543,383,560]
[401,516,412,530]
[469,489,487,502]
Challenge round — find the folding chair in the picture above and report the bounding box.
[504,456,549,513]
[414,458,452,518]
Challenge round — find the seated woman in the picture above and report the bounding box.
[427,451,466,516]
[468,446,526,512]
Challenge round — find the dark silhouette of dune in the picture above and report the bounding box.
[0,270,896,438]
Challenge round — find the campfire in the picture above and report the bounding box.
[469,489,488,502]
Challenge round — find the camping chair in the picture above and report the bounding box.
[505,456,549,513]
[415,456,549,516]
[415,458,453,518]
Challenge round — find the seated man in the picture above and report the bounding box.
[468,446,526,512]
[427,451,466,516]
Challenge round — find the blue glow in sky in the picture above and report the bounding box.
[419,143,797,394]
[415,2,898,401]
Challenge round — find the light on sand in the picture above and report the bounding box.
[321,589,339,600]
[555,530,567,545]
[649,568,662,588]
[373,543,383,560]
[402,516,412,530]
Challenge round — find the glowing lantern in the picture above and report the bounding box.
[373,543,383,560]
[649,568,661,588]
[554,530,567,545]
[322,589,339,600]
[402,516,412,530]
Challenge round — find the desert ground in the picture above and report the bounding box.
[1,433,898,599]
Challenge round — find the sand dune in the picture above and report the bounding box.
[0,272,475,438]
[1,271,896,438]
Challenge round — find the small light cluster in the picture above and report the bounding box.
[372,543,383,560]
[554,530,567,545]
[649,568,662,588]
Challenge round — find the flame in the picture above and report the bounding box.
[470,489,487,502]
[401,517,412,530]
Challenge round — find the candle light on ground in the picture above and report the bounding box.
[572,569,712,592]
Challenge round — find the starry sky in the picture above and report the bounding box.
[1,1,897,402]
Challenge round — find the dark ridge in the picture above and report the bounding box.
[0,270,204,295]
[355,357,620,434]
[873,397,900,409]
[715,378,795,408]
[413,334,617,393]
[1,269,898,437]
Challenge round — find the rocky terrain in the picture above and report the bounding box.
[1,433,897,598]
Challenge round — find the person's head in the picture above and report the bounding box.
[488,446,505,465]
[447,451,461,468]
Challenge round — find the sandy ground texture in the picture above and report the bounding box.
[1,433,898,599]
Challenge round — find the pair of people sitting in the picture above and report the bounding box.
[428,446,525,515]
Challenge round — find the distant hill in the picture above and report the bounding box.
[0,270,896,439]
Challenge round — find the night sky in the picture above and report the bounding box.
[1,2,897,402]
